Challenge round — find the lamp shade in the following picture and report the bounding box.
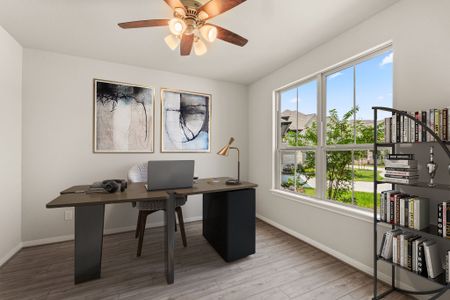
[168,18,186,35]
[164,34,180,50]
[200,25,217,42]
[194,39,207,56]
[217,137,235,156]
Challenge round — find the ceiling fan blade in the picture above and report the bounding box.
[118,19,169,29]
[180,34,194,56]
[198,0,246,20]
[164,0,185,10]
[209,24,248,47]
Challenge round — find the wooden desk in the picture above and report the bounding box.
[46,178,257,285]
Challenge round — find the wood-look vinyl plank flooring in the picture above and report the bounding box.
[0,220,413,300]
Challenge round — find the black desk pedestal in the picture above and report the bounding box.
[203,189,255,262]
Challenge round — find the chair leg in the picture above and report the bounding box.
[175,217,177,232]
[176,207,187,247]
[137,211,149,257]
[135,211,143,238]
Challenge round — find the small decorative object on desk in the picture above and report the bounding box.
[427,146,438,187]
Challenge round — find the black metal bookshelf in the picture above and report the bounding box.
[372,107,450,300]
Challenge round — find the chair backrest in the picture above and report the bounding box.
[128,162,148,183]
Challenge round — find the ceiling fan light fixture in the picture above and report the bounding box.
[174,7,186,17]
[194,39,207,56]
[168,18,186,35]
[198,11,209,20]
[200,25,217,43]
[164,34,180,50]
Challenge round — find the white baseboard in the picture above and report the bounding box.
[22,216,202,248]
[256,214,424,299]
[0,243,23,268]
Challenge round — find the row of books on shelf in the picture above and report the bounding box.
[384,108,449,143]
[380,190,429,230]
[384,154,418,184]
[379,229,446,280]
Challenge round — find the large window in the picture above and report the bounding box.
[276,46,393,210]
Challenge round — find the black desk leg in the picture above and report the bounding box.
[165,193,176,284]
[74,204,105,284]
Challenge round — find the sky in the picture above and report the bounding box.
[281,50,393,121]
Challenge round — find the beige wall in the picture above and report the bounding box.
[249,0,450,293]
[22,49,248,243]
[0,26,22,265]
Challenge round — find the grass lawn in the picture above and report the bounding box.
[354,169,383,182]
[301,187,380,209]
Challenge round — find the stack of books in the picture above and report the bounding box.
[380,190,429,230]
[384,108,449,143]
[384,154,418,184]
[379,229,444,279]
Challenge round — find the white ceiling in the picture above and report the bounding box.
[0,0,399,84]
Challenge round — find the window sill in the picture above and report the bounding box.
[270,189,379,224]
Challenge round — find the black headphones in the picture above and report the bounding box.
[91,179,128,193]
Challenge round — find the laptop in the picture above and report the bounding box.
[146,160,195,191]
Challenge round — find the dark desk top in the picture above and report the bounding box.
[46,178,257,209]
[172,178,257,196]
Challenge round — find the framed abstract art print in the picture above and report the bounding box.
[161,88,211,153]
[94,79,154,153]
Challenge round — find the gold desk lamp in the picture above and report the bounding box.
[217,137,241,185]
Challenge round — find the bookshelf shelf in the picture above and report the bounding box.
[372,106,450,300]
[376,180,450,191]
[377,257,446,286]
[376,141,450,147]
[377,220,449,241]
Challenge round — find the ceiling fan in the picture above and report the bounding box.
[118,0,248,56]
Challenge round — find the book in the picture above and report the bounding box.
[447,203,450,238]
[414,111,420,142]
[384,118,391,143]
[407,235,420,270]
[438,203,444,236]
[442,108,448,141]
[383,177,418,185]
[385,167,418,172]
[422,111,427,142]
[412,238,426,272]
[442,202,447,237]
[384,174,419,180]
[430,109,435,142]
[435,109,441,139]
[413,197,429,230]
[417,241,428,277]
[387,154,415,160]
[385,170,418,177]
[424,241,443,278]
[384,159,417,168]
[408,197,414,228]
[400,197,405,227]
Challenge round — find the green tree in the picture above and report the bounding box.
[284,107,384,203]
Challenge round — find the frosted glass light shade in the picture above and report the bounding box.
[165,35,180,50]
[194,39,207,56]
[168,18,186,35]
[200,25,217,42]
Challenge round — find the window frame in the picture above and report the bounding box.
[274,42,393,209]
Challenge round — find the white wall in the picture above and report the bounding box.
[249,0,450,292]
[0,26,22,265]
[22,49,248,243]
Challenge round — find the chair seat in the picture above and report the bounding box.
[135,197,187,211]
